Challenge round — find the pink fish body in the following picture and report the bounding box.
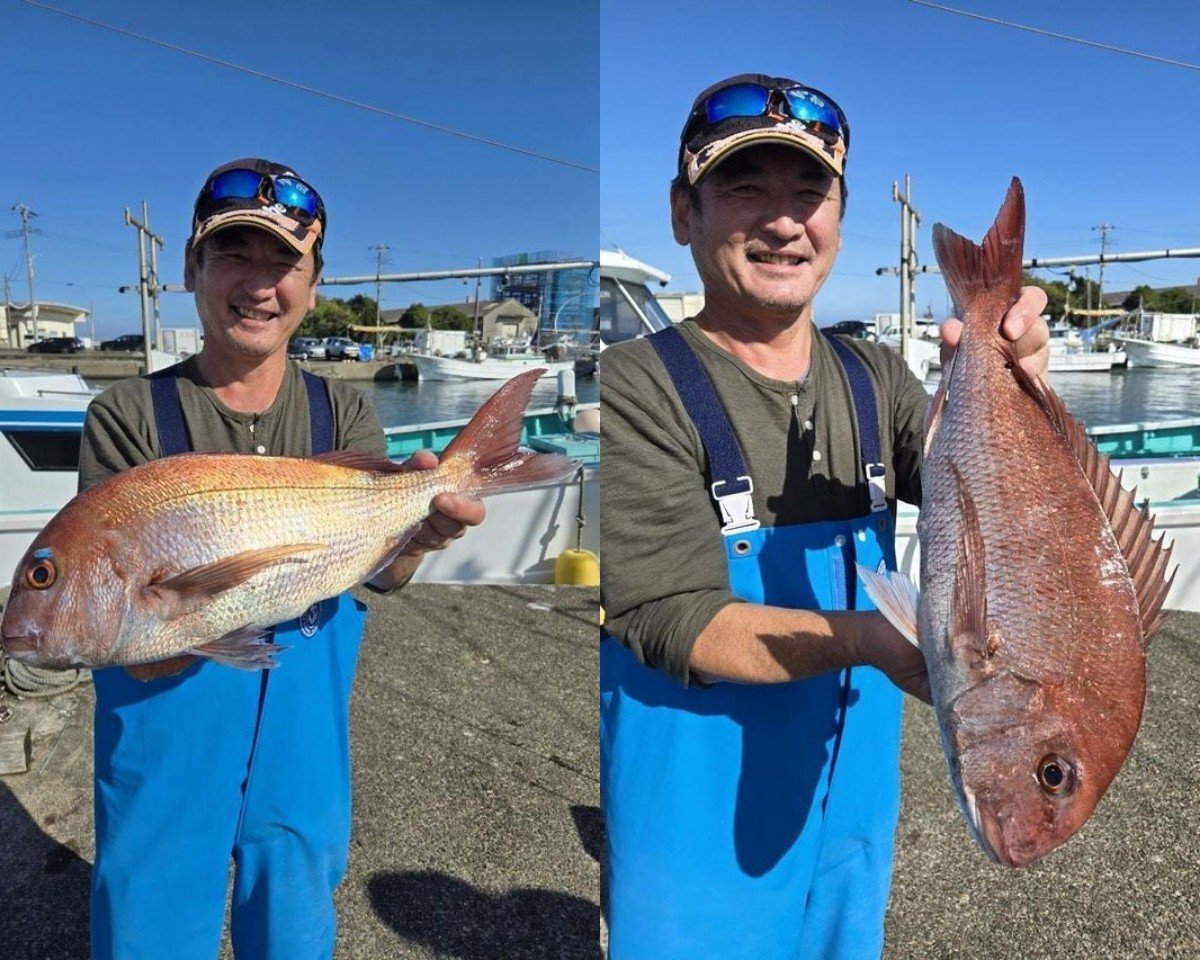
[862,180,1174,867]
[1,369,575,671]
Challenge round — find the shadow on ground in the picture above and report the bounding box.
[368,870,600,960]
[0,780,90,958]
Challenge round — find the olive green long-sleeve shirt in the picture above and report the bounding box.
[600,320,930,684]
[78,356,386,492]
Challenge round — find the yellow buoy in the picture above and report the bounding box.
[554,548,600,586]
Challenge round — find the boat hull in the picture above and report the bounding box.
[1117,337,1200,368]
[410,354,575,382]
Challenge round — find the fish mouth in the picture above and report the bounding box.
[1,634,40,659]
[959,783,1009,865]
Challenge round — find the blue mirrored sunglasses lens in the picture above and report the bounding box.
[208,169,264,201]
[273,177,319,216]
[705,84,771,124]
[784,89,842,135]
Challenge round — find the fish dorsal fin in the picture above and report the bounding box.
[312,450,410,473]
[1004,358,1176,647]
[932,178,1025,323]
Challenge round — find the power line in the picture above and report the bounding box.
[23,0,598,174]
[908,1,1200,71]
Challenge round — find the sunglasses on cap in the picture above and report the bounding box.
[198,168,324,224]
[688,82,850,150]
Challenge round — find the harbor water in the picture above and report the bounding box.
[358,374,598,428]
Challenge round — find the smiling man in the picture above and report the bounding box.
[599,76,1049,959]
[78,158,483,960]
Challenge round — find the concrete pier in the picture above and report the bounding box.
[0,584,600,959]
[2,597,1197,958]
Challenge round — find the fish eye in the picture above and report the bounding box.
[25,558,57,590]
[1037,754,1074,795]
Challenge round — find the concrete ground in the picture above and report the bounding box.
[0,584,600,960]
[3,596,1198,959]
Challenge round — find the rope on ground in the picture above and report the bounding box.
[2,655,91,698]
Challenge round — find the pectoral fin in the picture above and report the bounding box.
[856,564,920,648]
[141,544,329,621]
[192,626,286,670]
[950,469,994,663]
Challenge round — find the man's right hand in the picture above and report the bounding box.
[856,613,931,704]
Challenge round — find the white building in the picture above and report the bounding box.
[655,291,706,323]
[1,301,88,348]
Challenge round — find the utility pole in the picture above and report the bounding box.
[124,204,164,370]
[12,204,39,346]
[1092,222,1116,312]
[891,175,921,362]
[2,274,11,349]
[144,201,164,348]
[370,244,389,351]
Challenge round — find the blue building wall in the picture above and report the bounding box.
[490,251,598,342]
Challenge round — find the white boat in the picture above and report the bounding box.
[410,342,575,382]
[1046,324,1125,373]
[597,249,674,349]
[878,334,939,382]
[1115,336,1200,368]
[0,369,96,588]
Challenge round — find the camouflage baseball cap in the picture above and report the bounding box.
[678,74,850,186]
[191,158,326,256]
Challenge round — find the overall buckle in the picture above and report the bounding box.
[711,476,760,534]
[866,462,887,513]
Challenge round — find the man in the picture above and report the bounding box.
[79,158,484,959]
[599,76,1049,959]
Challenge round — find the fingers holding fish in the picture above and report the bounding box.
[939,286,1050,381]
[857,612,932,705]
[401,493,486,556]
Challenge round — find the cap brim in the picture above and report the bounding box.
[191,208,322,256]
[686,124,845,185]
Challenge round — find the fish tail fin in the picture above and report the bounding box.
[441,369,578,495]
[856,563,921,648]
[932,177,1025,331]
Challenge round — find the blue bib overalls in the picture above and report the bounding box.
[601,329,904,960]
[90,368,367,960]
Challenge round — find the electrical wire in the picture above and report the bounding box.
[23,0,598,174]
[908,1,1200,72]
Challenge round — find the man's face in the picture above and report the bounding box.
[671,144,842,324]
[184,226,318,362]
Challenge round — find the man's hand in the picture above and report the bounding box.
[394,449,486,558]
[856,613,931,704]
[365,449,486,592]
[940,285,1050,381]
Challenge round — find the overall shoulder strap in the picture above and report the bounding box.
[301,369,335,455]
[823,334,887,513]
[147,367,190,456]
[647,326,758,534]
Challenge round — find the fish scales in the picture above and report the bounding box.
[1,368,576,672]
[860,179,1173,868]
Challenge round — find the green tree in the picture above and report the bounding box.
[400,303,431,328]
[1122,285,1155,312]
[1155,287,1197,313]
[429,305,474,331]
[299,296,357,339]
[345,294,380,326]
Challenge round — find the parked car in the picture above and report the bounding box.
[323,336,361,361]
[100,333,146,352]
[822,320,874,340]
[287,336,327,361]
[27,337,84,354]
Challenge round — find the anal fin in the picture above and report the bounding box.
[191,626,286,670]
[856,564,920,648]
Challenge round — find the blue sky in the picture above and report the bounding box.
[602,0,1200,323]
[1,1,598,340]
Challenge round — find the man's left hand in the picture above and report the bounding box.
[395,449,486,557]
[940,285,1050,381]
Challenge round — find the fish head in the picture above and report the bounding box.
[943,668,1120,868]
[1,519,134,669]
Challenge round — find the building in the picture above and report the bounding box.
[490,251,597,342]
[1,301,89,349]
[379,298,538,344]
